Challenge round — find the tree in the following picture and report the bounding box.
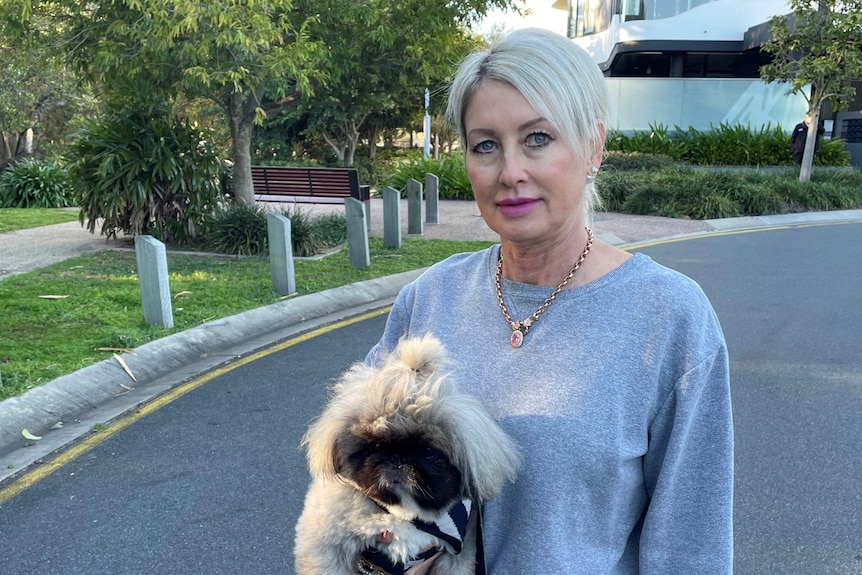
[0,6,86,169]
[291,0,513,167]
[3,0,517,203]
[760,0,862,182]
[4,0,324,205]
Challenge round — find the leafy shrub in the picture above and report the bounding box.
[205,204,344,257]
[283,207,318,257]
[207,203,270,255]
[606,124,682,159]
[601,151,677,172]
[815,138,851,166]
[597,165,862,219]
[385,154,473,200]
[607,122,850,167]
[66,103,227,244]
[312,212,348,247]
[0,158,74,208]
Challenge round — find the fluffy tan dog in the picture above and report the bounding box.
[294,334,521,575]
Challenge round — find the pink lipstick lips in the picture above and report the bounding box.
[497,197,540,217]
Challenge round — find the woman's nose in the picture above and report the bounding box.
[498,150,527,187]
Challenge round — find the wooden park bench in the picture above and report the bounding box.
[251,166,370,205]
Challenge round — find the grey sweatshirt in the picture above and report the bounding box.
[367,247,733,574]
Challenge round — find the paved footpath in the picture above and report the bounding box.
[0,199,715,280]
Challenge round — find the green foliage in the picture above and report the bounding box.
[207,203,270,256]
[0,157,74,208]
[760,0,862,112]
[606,124,681,158]
[814,138,851,166]
[606,123,850,167]
[204,203,347,257]
[759,0,862,180]
[66,104,227,244]
[601,151,677,172]
[673,123,788,166]
[596,166,862,219]
[385,154,474,200]
[283,206,318,257]
[312,212,348,247]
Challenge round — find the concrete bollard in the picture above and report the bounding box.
[382,186,402,249]
[407,178,423,235]
[267,212,296,296]
[345,198,370,269]
[134,235,174,328]
[425,173,439,224]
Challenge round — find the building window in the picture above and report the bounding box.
[622,0,645,21]
[621,0,718,22]
[570,0,612,37]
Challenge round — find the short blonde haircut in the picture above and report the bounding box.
[446,28,610,215]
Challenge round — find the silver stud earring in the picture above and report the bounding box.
[586,166,599,184]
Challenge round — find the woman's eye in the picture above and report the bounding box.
[526,132,552,147]
[471,140,496,154]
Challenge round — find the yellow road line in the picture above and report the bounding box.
[0,306,390,505]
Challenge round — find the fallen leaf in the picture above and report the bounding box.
[21,429,42,440]
[38,295,69,299]
[50,422,64,430]
[95,347,137,355]
[173,290,192,300]
[113,353,137,382]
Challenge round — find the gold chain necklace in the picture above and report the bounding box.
[495,228,594,348]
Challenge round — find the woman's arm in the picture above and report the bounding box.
[640,347,734,573]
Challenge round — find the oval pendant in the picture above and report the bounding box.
[510,329,524,348]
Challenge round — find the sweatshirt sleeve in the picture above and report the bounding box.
[639,345,734,574]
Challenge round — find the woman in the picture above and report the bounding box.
[367,28,733,574]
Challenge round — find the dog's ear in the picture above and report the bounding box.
[448,395,522,502]
[302,362,376,478]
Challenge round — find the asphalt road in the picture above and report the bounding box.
[1,222,860,574]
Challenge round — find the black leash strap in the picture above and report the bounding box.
[475,505,486,575]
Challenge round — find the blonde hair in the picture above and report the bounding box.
[446,28,610,215]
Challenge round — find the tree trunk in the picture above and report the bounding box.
[798,109,820,183]
[321,131,347,164]
[366,125,380,159]
[226,92,257,206]
[345,121,360,167]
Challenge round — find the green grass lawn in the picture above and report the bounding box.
[0,208,80,233]
[0,237,493,401]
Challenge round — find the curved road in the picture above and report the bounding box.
[0,222,860,574]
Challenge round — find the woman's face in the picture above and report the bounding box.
[463,80,599,249]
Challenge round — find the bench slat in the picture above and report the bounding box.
[250,166,366,204]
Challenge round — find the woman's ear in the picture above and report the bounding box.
[591,122,606,169]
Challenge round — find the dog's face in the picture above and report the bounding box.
[302,335,522,522]
[334,429,462,513]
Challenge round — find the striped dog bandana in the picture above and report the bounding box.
[358,499,474,574]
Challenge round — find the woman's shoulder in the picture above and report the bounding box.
[620,252,706,294]
[413,246,497,283]
[608,253,719,326]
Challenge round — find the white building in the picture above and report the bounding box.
[551,0,808,132]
